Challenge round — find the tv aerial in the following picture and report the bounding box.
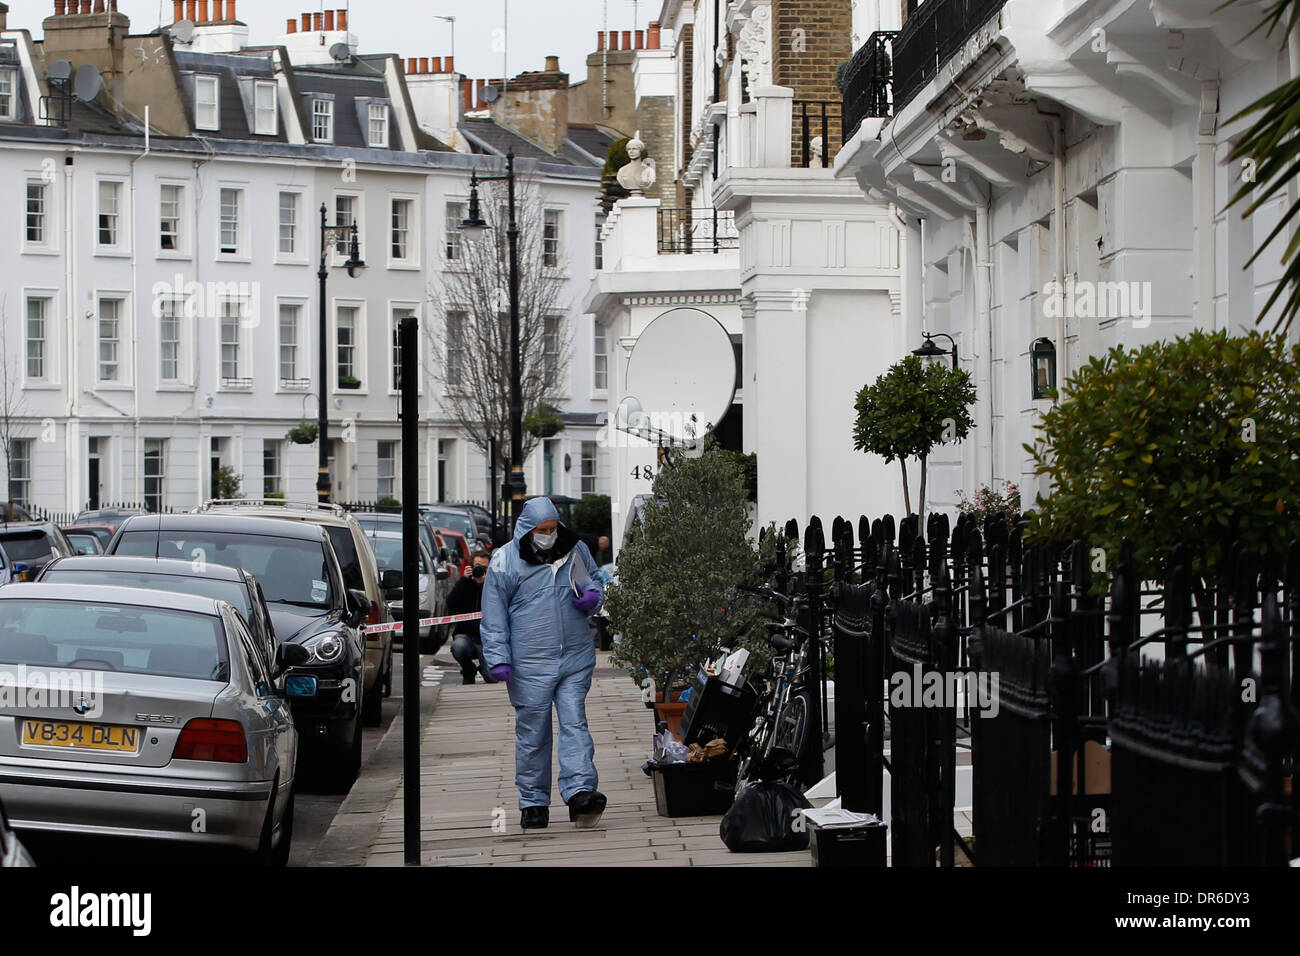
[622,307,737,448]
[329,42,354,65]
[73,64,103,103]
[167,19,196,44]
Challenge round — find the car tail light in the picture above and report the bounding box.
[173,718,248,763]
[367,599,384,627]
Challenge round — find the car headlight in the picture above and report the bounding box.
[304,633,345,663]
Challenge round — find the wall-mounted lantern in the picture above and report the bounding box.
[1031,337,1056,399]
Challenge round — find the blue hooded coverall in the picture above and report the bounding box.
[480,497,605,809]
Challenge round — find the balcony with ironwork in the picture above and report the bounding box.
[656,207,739,255]
[892,0,1008,114]
[842,31,899,141]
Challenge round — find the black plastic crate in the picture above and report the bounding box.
[651,760,737,817]
[808,819,888,867]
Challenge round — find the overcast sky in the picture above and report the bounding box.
[7,0,665,84]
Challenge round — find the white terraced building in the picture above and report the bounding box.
[836,0,1300,516]
[0,1,615,516]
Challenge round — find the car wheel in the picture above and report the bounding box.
[270,788,295,868]
[382,655,393,697]
[253,778,293,867]
[362,673,383,726]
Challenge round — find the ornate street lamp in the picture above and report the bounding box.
[317,204,366,503]
[912,331,958,369]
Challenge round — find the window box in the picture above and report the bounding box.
[339,375,362,390]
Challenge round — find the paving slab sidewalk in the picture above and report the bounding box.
[312,650,810,867]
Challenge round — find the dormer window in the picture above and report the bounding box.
[253,81,278,135]
[368,103,388,148]
[0,69,16,121]
[313,97,334,143]
[195,75,220,131]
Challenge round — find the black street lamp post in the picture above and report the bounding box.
[318,203,366,504]
[460,150,526,527]
[913,331,959,369]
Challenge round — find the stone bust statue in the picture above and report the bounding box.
[616,131,656,196]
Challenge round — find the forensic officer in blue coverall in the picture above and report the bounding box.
[480,497,607,829]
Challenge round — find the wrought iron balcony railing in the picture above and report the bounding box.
[794,100,844,168]
[657,207,739,255]
[892,0,1008,115]
[842,30,898,141]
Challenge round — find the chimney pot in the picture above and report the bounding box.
[227,0,236,20]
[186,0,198,22]
[196,0,207,23]
[301,13,310,32]
[211,0,223,19]
[635,30,644,49]
[337,9,347,30]
[545,55,559,73]
[81,0,91,12]
[462,78,472,109]
[313,12,323,31]
[324,9,334,30]
[286,18,297,33]
[608,31,619,51]
[431,57,442,73]
[445,55,454,73]
[648,21,661,50]
[596,32,605,52]
[419,57,429,73]
[94,0,105,13]
[621,30,632,50]
[172,0,183,22]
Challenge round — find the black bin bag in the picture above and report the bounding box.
[720,751,811,852]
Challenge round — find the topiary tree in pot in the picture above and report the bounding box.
[604,441,771,707]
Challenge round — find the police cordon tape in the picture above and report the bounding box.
[362,612,484,635]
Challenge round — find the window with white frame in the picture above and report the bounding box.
[593,323,608,391]
[0,69,17,121]
[98,298,122,382]
[377,441,396,498]
[312,97,334,143]
[219,188,241,255]
[8,439,31,506]
[97,181,121,247]
[278,191,298,256]
[220,299,243,383]
[391,198,412,262]
[445,311,465,388]
[581,441,597,495]
[334,195,356,257]
[336,306,357,383]
[279,303,301,384]
[544,315,561,382]
[594,218,603,271]
[444,202,464,261]
[391,307,416,391]
[159,298,181,383]
[26,296,48,380]
[368,103,389,147]
[159,183,182,252]
[263,440,282,495]
[26,182,47,245]
[253,81,278,135]
[195,75,219,130]
[543,209,561,268]
[143,439,166,512]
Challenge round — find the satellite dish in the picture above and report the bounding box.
[624,308,737,443]
[73,64,103,103]
[48,60,73,86]
[479,84,500,104]
[329,42,353,63]
[168,19,196,44]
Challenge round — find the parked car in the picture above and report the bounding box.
[38,556,279,669]
[197,500,393,727]
[108,513,371,786]
[0,582,305,864]
[60,529,105,555]
[430,527,472,581]
[0,543,12,587]
[448,502,504,547]
[419,506,483,552]
[70,508,147,533]
[365,531,449,650]
[351,511,445,573]
[0,502,33,522]
[0,794,35,867]
[0,523,76,581]
[65,525,116,551]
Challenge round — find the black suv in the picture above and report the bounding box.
[109,513,372,790]
[0,522,76,581]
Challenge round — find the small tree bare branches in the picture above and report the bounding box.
[425,169,574,474]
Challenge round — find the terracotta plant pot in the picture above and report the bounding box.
[654,701,688,739]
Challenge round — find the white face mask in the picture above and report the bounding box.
[532,529,558,550]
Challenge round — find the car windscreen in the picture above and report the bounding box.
[0,599,228,682]
[85,528,114,548]
[426,512,474,537]
[41,569,253,618]
[114,531,332,609]
[368,537,428,574]
[0,532,58,563]
[65,534,100,555]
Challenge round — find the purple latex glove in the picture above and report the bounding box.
[573,588,601,613]
[489,664,513,683]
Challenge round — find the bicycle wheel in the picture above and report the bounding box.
[771,689,812,763]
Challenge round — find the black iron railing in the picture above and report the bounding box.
[842,30,898,140]
[657,207,739,254]
[893,0,1008,114]
[794,100,844,168]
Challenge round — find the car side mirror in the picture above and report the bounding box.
[440,548,449,562]
[275,642,311,672]
[435,567,450,581]
[346,589,372,627]
[380,569,403,590]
